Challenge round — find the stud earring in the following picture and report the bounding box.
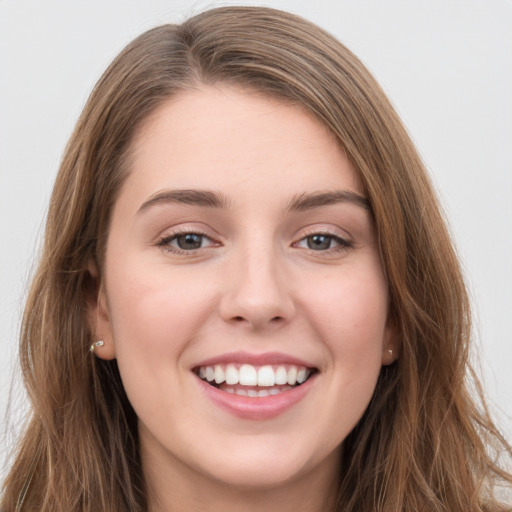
[388,349,393,356]
[90,340,104,353]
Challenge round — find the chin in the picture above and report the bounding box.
[203,456,311,491]
[191,433,337,491]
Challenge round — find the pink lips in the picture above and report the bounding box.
[193,351,317,420]
[197,376,315,420]
[193,351,315,368]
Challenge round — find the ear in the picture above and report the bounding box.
[87,259,116,360]
[381,317,400,366]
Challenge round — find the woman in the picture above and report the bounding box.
[1,6,511,511]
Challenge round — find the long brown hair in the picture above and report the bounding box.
[2,6,511,511]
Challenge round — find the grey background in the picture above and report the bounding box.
[1,0,511,472]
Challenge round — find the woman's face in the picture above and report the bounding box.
[93,85,394,495]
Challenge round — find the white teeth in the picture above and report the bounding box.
[206,366,215,382]
[222,385,294,397]
[297,368,308,384]
[275,365,288,385]
[287,366,297,385]
[257,365,275,386]
[225,364,239,385]
[198,363,313,389]
[239,364,258,386]
[214,365,225,384]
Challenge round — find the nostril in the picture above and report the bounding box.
[231,315,284,325]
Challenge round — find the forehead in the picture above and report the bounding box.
[120,85,363,212]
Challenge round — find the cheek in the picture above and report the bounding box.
[283,262,390,450]
[297,261,389,365]
[103,264,220,424]
[105,263,216,364]
[307,268,388,336]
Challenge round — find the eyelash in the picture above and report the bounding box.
[294,232,353,253]
[157,229,217,255]
[157,229,352,255]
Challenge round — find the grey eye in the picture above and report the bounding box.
[295,233,351,252]
[175,233,204,250]
[306,234,334,250]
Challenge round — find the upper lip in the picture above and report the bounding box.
[192,351,317,370]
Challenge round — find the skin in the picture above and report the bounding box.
[91,85,396,512]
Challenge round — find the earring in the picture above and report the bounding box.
[90,340,104,353]
[388,349,393,356]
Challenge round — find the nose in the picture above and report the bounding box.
[219,246,296,330]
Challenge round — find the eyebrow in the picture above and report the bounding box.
[137,188,370,215]
[137,189,232,214]
[286,190,370,212]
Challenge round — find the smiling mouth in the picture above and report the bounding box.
[194,363,317,397]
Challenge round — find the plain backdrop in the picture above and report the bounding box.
[1,0,511,471]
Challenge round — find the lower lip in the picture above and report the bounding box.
[196,375,316,420]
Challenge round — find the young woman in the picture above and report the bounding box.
[2,6,511,512]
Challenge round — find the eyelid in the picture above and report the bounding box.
[292,225,354,253]
[294,224,352,242]
[154,223,354,256]
[156,225,221,255]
